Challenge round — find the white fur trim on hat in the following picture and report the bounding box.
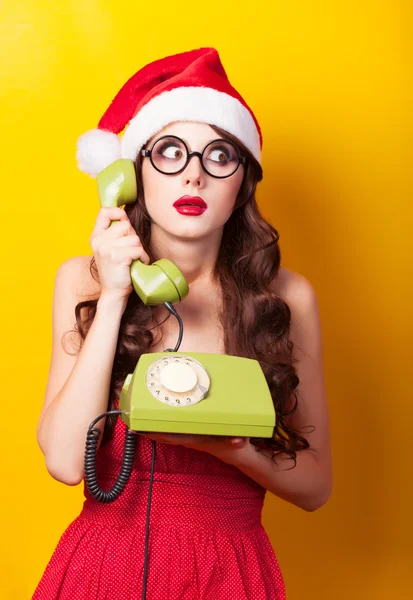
[76,129,121,177]
[121,87,261,164]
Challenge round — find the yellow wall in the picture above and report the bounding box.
[1,1,410,598]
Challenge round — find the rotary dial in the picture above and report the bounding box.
[146,355,210,407]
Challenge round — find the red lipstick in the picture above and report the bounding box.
[173,196,207,216]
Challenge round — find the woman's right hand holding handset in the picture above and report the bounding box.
[90,207,150,302]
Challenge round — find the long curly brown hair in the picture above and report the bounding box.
[72,125,310,463]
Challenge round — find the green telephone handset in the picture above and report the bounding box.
[97,159,189,305]
[85,159,276,506]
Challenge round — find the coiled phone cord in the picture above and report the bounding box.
[84,301,183,597]
[84,409,137,502]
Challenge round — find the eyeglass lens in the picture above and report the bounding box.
[150,136,240,177]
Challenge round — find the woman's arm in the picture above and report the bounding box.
[223,272,332,510]
[37,257,128,485]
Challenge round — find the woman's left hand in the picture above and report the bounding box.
[140,432,254,466]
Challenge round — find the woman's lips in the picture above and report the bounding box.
[174,205,206,216]
[173,196,207,216]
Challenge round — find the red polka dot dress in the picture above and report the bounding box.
[33,409,286,599]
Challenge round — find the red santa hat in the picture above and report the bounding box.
[76,47,262,177]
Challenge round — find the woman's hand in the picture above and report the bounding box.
[90,207,150,301]
[140,432,255,466]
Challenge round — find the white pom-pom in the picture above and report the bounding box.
[76,129,121,177]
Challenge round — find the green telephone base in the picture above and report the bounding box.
[119,352,276,438]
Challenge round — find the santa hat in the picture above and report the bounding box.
[76,47,262,177]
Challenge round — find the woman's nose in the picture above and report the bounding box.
[181,154,204,186]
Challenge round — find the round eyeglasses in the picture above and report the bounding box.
[141,135,246,179]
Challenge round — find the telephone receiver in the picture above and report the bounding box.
[97,159,189,305]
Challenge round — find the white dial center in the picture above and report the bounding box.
[159,363,198,393]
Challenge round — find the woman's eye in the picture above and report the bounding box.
[208,149,231,163]
[158,144,184,160]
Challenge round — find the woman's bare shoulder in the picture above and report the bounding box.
[272,266,316,305]
[57,254,101,300]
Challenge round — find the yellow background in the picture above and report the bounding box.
[1,1,411,598]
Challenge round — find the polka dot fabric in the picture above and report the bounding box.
[33,407,286,599]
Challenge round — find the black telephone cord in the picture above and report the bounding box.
[142,439,156,599]
[163,301,184,351]
[84,410,138,503]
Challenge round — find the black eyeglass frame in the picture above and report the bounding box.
[141,135,247,179]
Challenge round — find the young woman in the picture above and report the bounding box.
[34,47,332,599]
